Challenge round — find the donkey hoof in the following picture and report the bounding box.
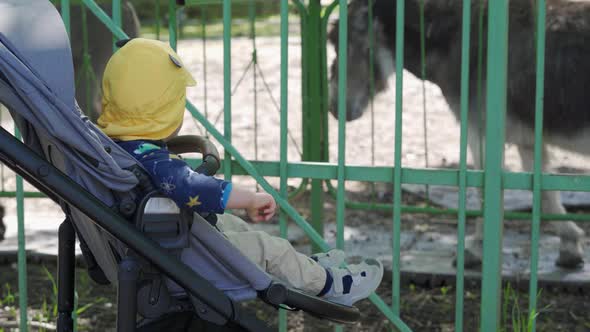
[556,251,584,269]
[453,249,482,269]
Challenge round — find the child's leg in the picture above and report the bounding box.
[215,213,253,233]
[210,214,383,306]
[222,228,327,295]
[216,214,326,293]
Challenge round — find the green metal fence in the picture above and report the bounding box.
[6,0,588,331]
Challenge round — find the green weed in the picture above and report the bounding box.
[0,283,15,306]
[500,283,549,332]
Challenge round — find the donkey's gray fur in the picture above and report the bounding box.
[329,0,590,268]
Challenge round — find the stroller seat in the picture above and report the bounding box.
[0,0,360,331]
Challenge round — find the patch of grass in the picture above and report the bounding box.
[26,266,107,331]
[500,283,550,332]
[0,283,15,306]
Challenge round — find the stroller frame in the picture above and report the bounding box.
[0,123,360,331]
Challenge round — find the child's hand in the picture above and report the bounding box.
[247,193,276,223]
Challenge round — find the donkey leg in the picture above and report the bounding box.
[463,219,484,268]
[545,192,585,268]
[460,127,485,268]
[517,144,585,269]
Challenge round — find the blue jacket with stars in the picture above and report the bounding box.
[117,140,232,214]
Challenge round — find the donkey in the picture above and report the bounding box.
[328,0,590,269]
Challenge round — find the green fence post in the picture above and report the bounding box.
[336,0,348,254]
[392,0,405,319]
[455,1,472,331]
[480,0,509,331]
[201,5,208,133]
[61,0,70,36]
[278,0,289,330]
[223,0,232,182]
[528,1,547,330]
[299,3,309,164]
[15,125,28,332]
[155,0,161,40]
[169,0,178,50]
[333,1,348,331]
[112,0,121,52]
[248,0,259,164]
[307,0,325,253]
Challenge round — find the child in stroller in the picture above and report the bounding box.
[96,38,383,306]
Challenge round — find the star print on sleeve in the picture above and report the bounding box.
[141,148,230,214]
[186,195,202,208]
[159,176,176,194]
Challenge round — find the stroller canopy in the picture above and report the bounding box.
[0,0,138,194]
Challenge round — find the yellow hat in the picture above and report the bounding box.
[97,38,196,141]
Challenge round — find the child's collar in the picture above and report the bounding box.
[116,139,167,147]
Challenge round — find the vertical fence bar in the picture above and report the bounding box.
[80,5,94,119]
[299,6,309,163]
[418,0,430,203]
[249,0,259,166]
[368,0,376,192]
[168,0,178,50]
[201,5,208,136]
[112,0,121,52]
[61,0,70,36]
[455,1,472,331]
[278,0,289,330]
[155,0,161,40]
[528,0,546,330]
[392,0,405,318]
[336,0,347,257]
[476,3,485,168]
[223,0,232,182]
[15,126,27,332]
[335,1,348,331]
[480,0,509,331]
[307,1,324,254]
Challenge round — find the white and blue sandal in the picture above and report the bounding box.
[310,249,346,268]
[323,258,384,306]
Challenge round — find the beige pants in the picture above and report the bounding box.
[216,214,327,294]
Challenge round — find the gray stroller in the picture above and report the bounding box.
[0,0,360,331]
